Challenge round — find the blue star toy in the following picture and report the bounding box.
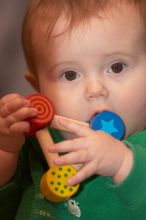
[89,111,125,140]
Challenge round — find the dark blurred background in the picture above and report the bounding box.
[0,0,34,97]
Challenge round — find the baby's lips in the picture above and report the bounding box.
[25,93,55,136]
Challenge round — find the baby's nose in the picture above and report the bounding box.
[86,79,108,100]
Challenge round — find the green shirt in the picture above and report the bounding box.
[1,129,146,220]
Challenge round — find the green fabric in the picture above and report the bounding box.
[1,129,146,220]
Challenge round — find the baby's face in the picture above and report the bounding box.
[33,4,146,138]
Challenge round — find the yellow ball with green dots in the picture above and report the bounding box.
[40,165,80,203]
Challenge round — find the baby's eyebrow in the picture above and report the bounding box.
[100,51,137,59]
[48,60,80,72]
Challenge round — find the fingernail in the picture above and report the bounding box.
[58,118,68,126]
[32,108,38,115]
[53,158,61,165]
[67,178,74,186]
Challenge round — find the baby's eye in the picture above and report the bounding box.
[108,62,126,74]
[63,70,78,81]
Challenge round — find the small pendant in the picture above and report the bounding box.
[67,199,81,218]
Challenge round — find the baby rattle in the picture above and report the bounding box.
[26,93,125,203]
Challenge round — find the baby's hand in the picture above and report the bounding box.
[49,118,133,185]
[0,94,37,153]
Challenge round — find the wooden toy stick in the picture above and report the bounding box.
[50,115,89,132]
[35,127,57,167]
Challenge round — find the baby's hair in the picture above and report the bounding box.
[22,0,146,74]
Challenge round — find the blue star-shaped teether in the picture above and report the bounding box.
[100,119,118,135]
[89,111,125,140]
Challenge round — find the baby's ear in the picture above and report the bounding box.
[25,71,40,91]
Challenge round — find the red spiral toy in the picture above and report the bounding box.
[27,94,54,135]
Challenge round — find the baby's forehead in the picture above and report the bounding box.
[31,11,145,66]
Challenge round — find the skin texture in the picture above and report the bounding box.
[0,4,146,186]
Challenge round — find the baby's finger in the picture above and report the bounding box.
[49,137,89,153]
[0,97,30,118]
[58,117,93,137]
[6,107,37,127]
[67,162,95,185]
[0,93,22,102]
[53,149,88,165]
[0,93,24,109]
[10,121,31,134]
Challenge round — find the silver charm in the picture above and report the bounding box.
[67,199,81,218]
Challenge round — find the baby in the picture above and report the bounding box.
[1,0,146,219]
